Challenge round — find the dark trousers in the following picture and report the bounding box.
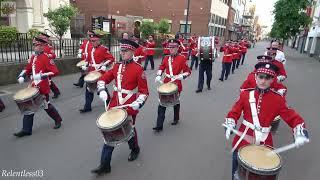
[144,55,154,70]
[190,55,199,70]
[49,79,60,95]
[232,59,237,73]
[0,98,5,112]
[236,58,241,69]
[197,61,213,90]
[100,116,138,167]
[77,73,85,87]
[22,96,62,133]
[220,62,232,80]
[241,53,246,65]
[156,104,180,128]
[232,150,238,180]
[83,87,94,110]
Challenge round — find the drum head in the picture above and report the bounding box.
[84,71,101,82]
[97,109,127,130]
[13,87,39,101]
[158,82,178,93]
[238,145,281,174]
[76,60,86,67]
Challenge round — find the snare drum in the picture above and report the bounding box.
[84,71,101,92]
[13,87,45,115]
[96,108,134,146]
[157,82,179,107]
[271,116,281,134]
[237,145,282,180]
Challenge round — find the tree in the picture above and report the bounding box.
[271,0,312,40]
[44,5,78,57]
[157,19,170,34]
[140,21,157,39]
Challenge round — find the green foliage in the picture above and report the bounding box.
[93,30,110,45]
[0,26,17,43]
[157,19,170,34]
[27,28,41,39]
[271,0,312,39]
[44,5,78,38]
[140,21,157,39]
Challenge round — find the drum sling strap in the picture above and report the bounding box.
[116,64,135,105]
[84,41,89,59]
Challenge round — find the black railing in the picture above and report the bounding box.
[0,33,120,63]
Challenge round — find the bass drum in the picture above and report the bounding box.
[198,36,216,61]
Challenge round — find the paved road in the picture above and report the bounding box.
[0,41,319,180]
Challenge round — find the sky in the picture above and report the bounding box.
[254,0,278,32]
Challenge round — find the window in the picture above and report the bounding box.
[180,24,191,33]
[168,23,172,32]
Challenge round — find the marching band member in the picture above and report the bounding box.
[265,41,286,65]
[38,32,61,99]
[92,39,149,175]
[153,39,191,132]
[143,35,156,70]
[189,38,198,70]
[224,62,309,179]
[79,33,115,113]
[266,48,287,83]
[132,36,146,65]
[240,40,248,65]
[219,41,233,82]
[74,30,94,88]
[14,37,63,137]
[162,35,170,62]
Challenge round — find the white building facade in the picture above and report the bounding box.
[304,0,320,56]
[209,0,229,39]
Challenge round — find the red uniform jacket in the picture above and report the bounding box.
[134,45,146,64]
[222,46,233,63]
[232,46,241,60]
[87,45,115,72]
[190,42,198,56]
[272,60,287,77]
[99,61,149,117]
[227,89,306,150]
[162,40,170,55]
[158,55,191,92]
[79,39,92,60]
[44,44,56,59]
[241,44,248,54]
[25,53,59,95]
[240,71,288,95]
[145,40,155,56]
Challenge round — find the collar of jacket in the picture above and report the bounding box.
[255,86,270,94]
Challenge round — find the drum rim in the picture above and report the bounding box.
[237,145,282,175]
[84,71,101,83]
[96,109,130,131]
[157,82,178,94]
[13,87,40,102]
[76,60,86,67]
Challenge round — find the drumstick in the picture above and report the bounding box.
[222,123,255,144]
[112,104,132,109]
[267,140,310,156]
[104,100,108,111]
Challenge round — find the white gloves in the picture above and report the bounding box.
[155,75,162,83]
[277,89,286,96]
[130,101,141,110]
[33,74,42,81]
[224,118,236,140]
[130,94,147,110]
[99,91,109,101]
[18,77,24,84]
[293,124,309,148]
[100,65,107,72]
[277,75,286,83]
[175,74,184,80]
[81,65,88,71]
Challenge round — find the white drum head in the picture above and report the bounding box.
[158,82,178,93]
[84,71,101,82]
[97,109,127,130]
[13,87,39,101]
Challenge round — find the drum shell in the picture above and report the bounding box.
[97,114,134,146]
[199,37,214,61]
[236,145,282,180]
[158,83,179,107]
[84,72,101,92]
[13,89,45,114]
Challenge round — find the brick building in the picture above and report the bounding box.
[70,0,211,37]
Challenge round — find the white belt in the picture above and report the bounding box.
[113,85,136,95]
[224,54,233,57]
[242,120,271,133]
[165,73,175,79]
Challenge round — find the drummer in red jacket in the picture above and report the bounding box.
[79,33,115,113]
[224,62,309,179]
[14,37,63,137]
[143,35,156,70]
[153,39,192,132]
[219,41,233,81]
[91,38,149,175]
[132,36,146,65]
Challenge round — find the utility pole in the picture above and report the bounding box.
[184,0,191,38]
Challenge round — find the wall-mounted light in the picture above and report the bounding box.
[116,10,120,14]
[149,9,153,12]
[200,7,203,10]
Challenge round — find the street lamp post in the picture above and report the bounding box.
[184,0,191,38]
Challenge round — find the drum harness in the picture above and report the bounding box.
[164,56,189,82]
[31,56,48,110]
[90,47,112,71]
[232,90,271,152]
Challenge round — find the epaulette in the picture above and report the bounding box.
[241,88,255,92]
[270,89,284,97]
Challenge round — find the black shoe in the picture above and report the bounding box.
[195,89,202,93]
[152,127,163,132]
[171,121,179,125]
[13,131,32,137]
[73,83,83,88]
[208,87,212,90]
[128,147,140,161]
[91,164,111,175]
[52,93,60,99]
[79,109,92,113]
[219,78,223,82]
[53,122,62,129]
